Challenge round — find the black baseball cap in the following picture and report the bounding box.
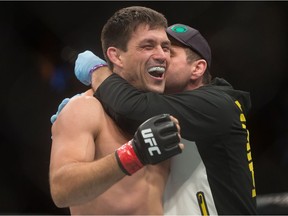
[166,24,211,69]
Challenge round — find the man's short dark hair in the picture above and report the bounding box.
[101,6,168,70]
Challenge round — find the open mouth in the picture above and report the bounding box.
[148,66,165,78]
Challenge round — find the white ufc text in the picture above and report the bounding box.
[141,128,162,156]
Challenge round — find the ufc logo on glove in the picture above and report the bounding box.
[141,128,162,156]
[115,114,182,175]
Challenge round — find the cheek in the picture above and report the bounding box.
[168,57,189,75]
[166,65,190,86]
[167,60,183,79]
[125,53,145,69]
[165,69,179,85]
[123,61,144,83]
[166,68,176,79]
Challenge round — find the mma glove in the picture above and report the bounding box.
[115,114,182,175]
[74,50,108,86]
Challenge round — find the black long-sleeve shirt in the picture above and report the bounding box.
[94,73,257,215]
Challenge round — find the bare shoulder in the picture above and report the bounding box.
[50,94,106,163]
[52,94,105,135]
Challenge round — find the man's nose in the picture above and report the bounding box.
[153,47,169,62]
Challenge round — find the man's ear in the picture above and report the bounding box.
[107,47,123,67]
[191,59,207,80]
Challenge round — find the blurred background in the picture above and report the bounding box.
[1,1,288,214]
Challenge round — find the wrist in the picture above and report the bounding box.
[115,141,144,175]
[89,64,108,76]
[91,66,111,92]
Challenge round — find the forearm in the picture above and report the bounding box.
[91,66,112,92]
[50,153,125,207]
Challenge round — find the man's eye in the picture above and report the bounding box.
[162,46,170,52]
[143,45,153,49]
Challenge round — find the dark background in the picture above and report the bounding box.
[1,1,288,214]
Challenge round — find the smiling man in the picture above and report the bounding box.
[49,6,182,215]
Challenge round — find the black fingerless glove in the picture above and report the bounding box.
[115,114,182,175]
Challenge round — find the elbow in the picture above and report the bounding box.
[51,192,68,208]
[50,177,70,208]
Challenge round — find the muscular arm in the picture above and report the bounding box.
[50,91,182,207]
[49,95,125,207]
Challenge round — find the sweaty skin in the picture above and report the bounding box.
[50,90,170,215]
